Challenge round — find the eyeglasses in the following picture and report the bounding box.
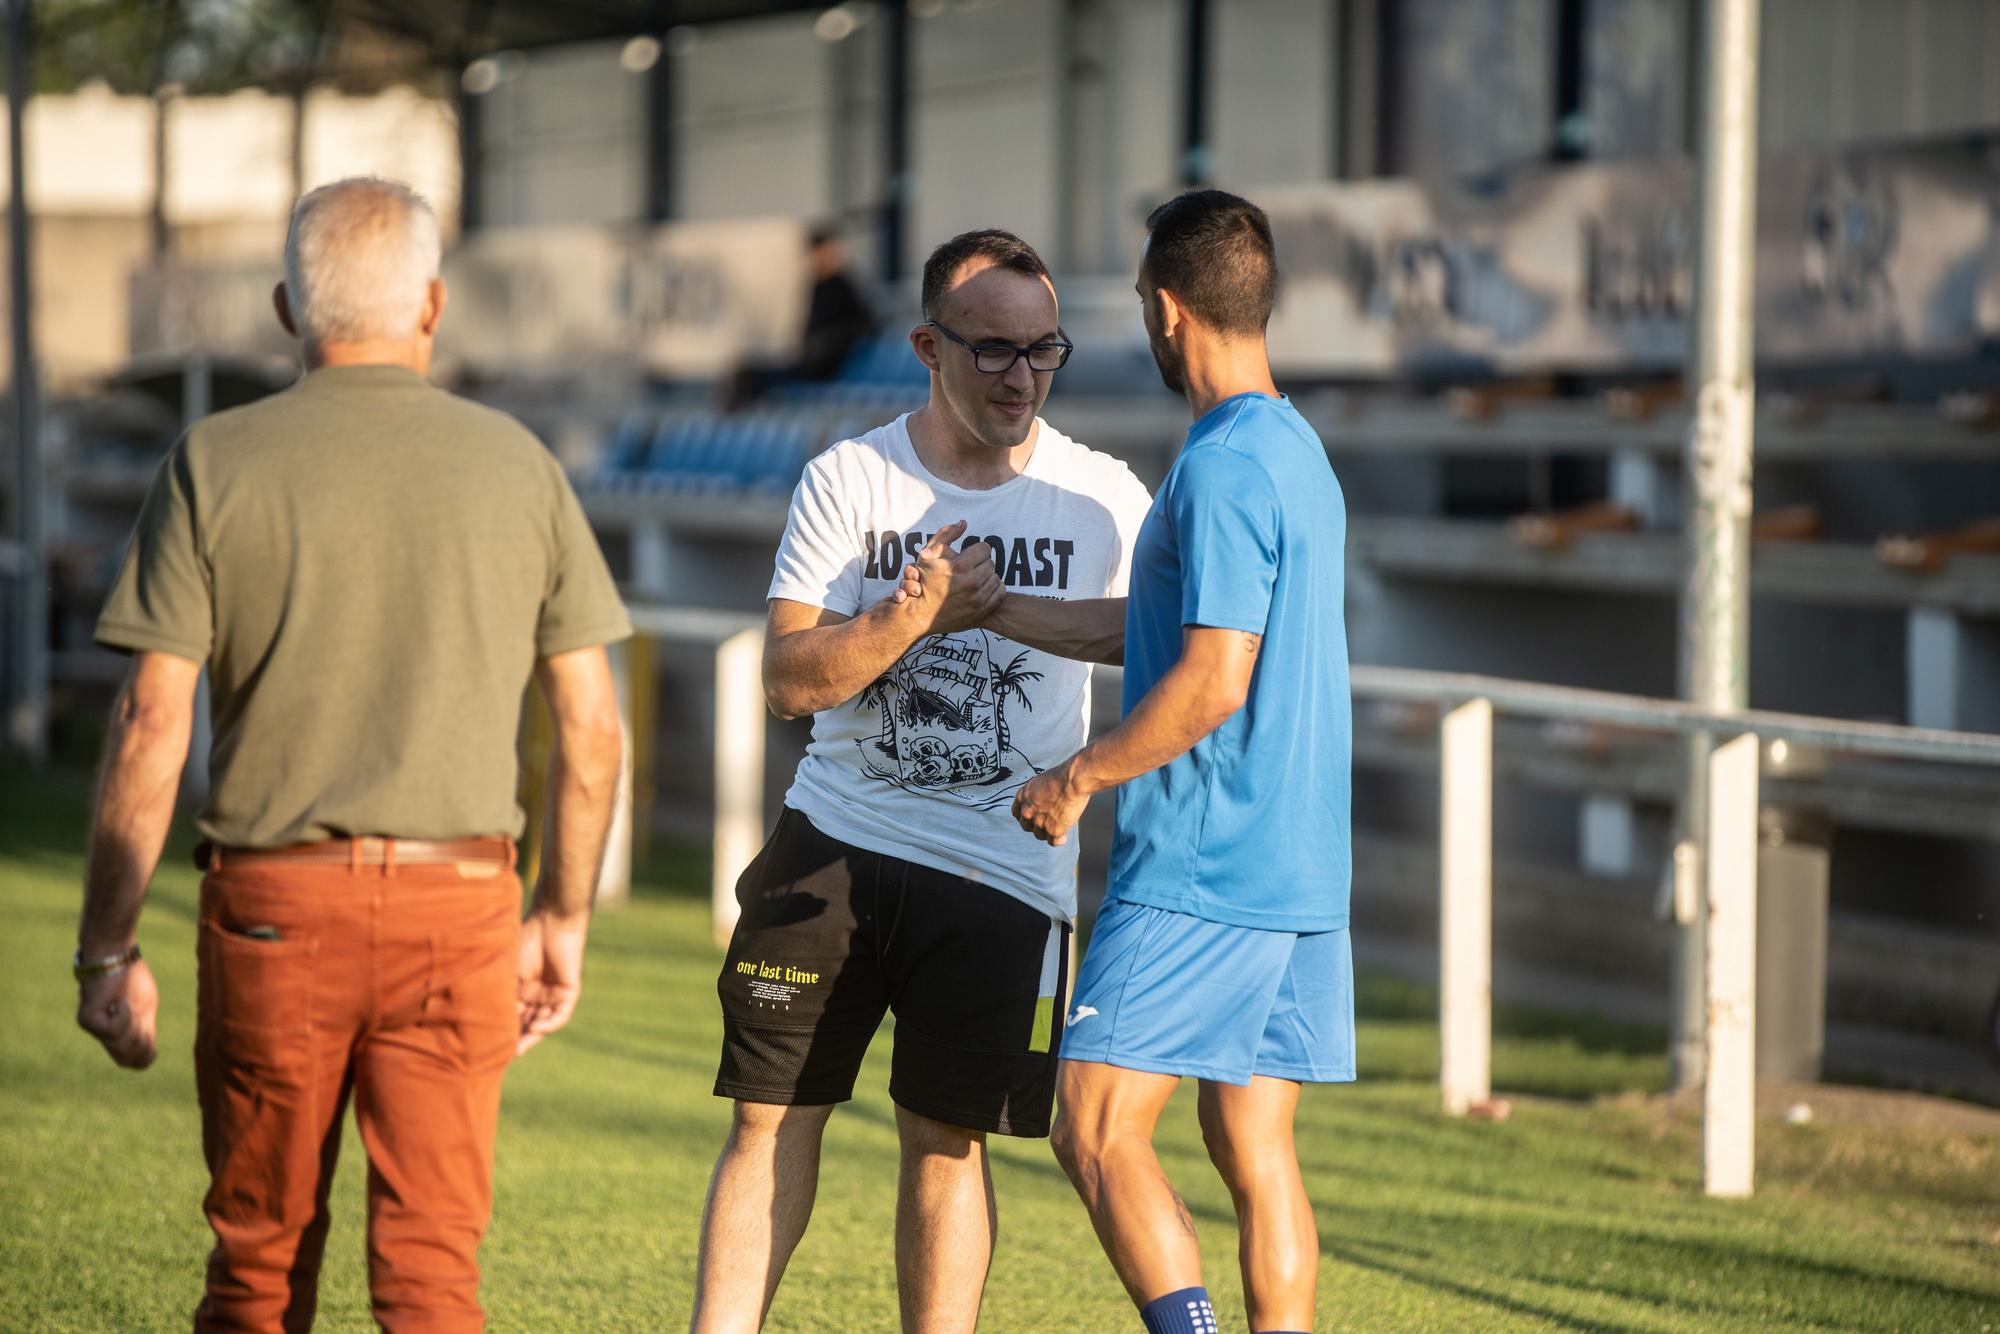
[926,320,1074,374]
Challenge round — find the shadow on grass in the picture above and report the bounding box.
[1323,1237,1644,1334]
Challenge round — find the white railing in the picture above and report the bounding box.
[1351,665,2000,1198]
[623,606,766,945]
[618,610,2000,1200]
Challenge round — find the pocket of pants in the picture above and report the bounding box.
[199,919,314,1075]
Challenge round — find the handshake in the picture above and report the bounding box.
[890,519,1007,635]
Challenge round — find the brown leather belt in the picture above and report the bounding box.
[197,836,516,871]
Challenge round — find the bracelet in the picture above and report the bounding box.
[73,942,142,982]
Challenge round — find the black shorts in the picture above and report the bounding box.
[714,807,1071,1137]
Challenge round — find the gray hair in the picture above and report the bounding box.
[282,177,442,344]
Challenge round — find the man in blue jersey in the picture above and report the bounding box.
[1009,189,1352,1334]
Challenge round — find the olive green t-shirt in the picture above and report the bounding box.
[96,363,632,848]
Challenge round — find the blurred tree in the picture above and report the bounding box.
[31,0,321,96]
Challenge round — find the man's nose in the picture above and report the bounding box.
[1002,356,1037,391]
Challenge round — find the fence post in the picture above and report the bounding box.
[712,627,766,947]
[1703,730,1760,1197]
[1440,698,1494,1116]
[595,637,636,908]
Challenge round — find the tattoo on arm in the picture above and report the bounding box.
[1241,633,1262,655]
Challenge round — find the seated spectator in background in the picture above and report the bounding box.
[800,224,878,379]
[727,223,877,408]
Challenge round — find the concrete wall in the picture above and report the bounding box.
[480,41,645,226]
[0,85,458,386]
[677,17,838,225]
[1759,0,2000,150]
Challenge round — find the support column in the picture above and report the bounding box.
[6,0,47,757]
[1178,0,1211,186]
[880,0,911,284]
[457,79,485,235]
[645,22,676,222]
[1670,0,1761,1091]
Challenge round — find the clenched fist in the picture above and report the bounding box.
[902,519,1005,634]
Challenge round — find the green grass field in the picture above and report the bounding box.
[3,761,1997,1332]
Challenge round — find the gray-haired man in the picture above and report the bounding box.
[76,177,630,1331]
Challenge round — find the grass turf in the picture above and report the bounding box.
[2,761,1996,1331]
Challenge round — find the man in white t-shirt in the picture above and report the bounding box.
[689,230,1152,1333]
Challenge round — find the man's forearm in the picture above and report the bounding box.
[80,707,190,954]
[765,596,932,719]
[533,731,622,920]
[1067,658,1238,796]
[986,594,1126,665]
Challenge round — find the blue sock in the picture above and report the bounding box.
[1140,1287,1218,1334]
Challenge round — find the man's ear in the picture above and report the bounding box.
[419,278,448,337]
[909,322,941,373]
[1155,286,1187,340]
[272,282,298,338]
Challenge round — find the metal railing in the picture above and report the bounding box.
[617,609,2000,1200]
[1350,666,2000,1198]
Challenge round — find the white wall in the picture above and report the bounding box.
[479,41,645,227]
[1759,0,2000,150]
[676,14,837,224]
[1211,0,1335,186]
[0,85,460,384]
[0,84,459,222]
[911,0,1063,264]
[1070,0,1180,274]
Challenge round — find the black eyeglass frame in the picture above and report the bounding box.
[925,320,1074,374]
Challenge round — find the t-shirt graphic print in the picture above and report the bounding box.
[768,414,1153,921]
[855,628,1043,807]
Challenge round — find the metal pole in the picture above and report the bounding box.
[645,22,675,222]
[1670,0,1760,1091]
[456,77,484,235]
[6,0,46,758]
[1178,0,1210,186]
[881,0,910,284]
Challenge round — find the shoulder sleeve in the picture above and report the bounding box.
[1104,464,1155,597]
[538,465,633,656]
[1169,448,1281,635]
[94,438,213,663]
[768,452,864,617]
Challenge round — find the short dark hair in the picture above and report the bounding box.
[1142,189,1277,335]
[920,229,1051,321]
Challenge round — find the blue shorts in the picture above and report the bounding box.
[1062,897,1356,1086]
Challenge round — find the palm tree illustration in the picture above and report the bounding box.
[990,652,1044,755]
[858,674,894,755]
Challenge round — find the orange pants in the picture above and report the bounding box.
[192,854,520,1333]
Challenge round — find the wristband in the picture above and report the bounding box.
[73,942,142,982]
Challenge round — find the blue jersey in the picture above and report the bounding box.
[1106,393,1351,932]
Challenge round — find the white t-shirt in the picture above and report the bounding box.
[769,413,1153,922]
